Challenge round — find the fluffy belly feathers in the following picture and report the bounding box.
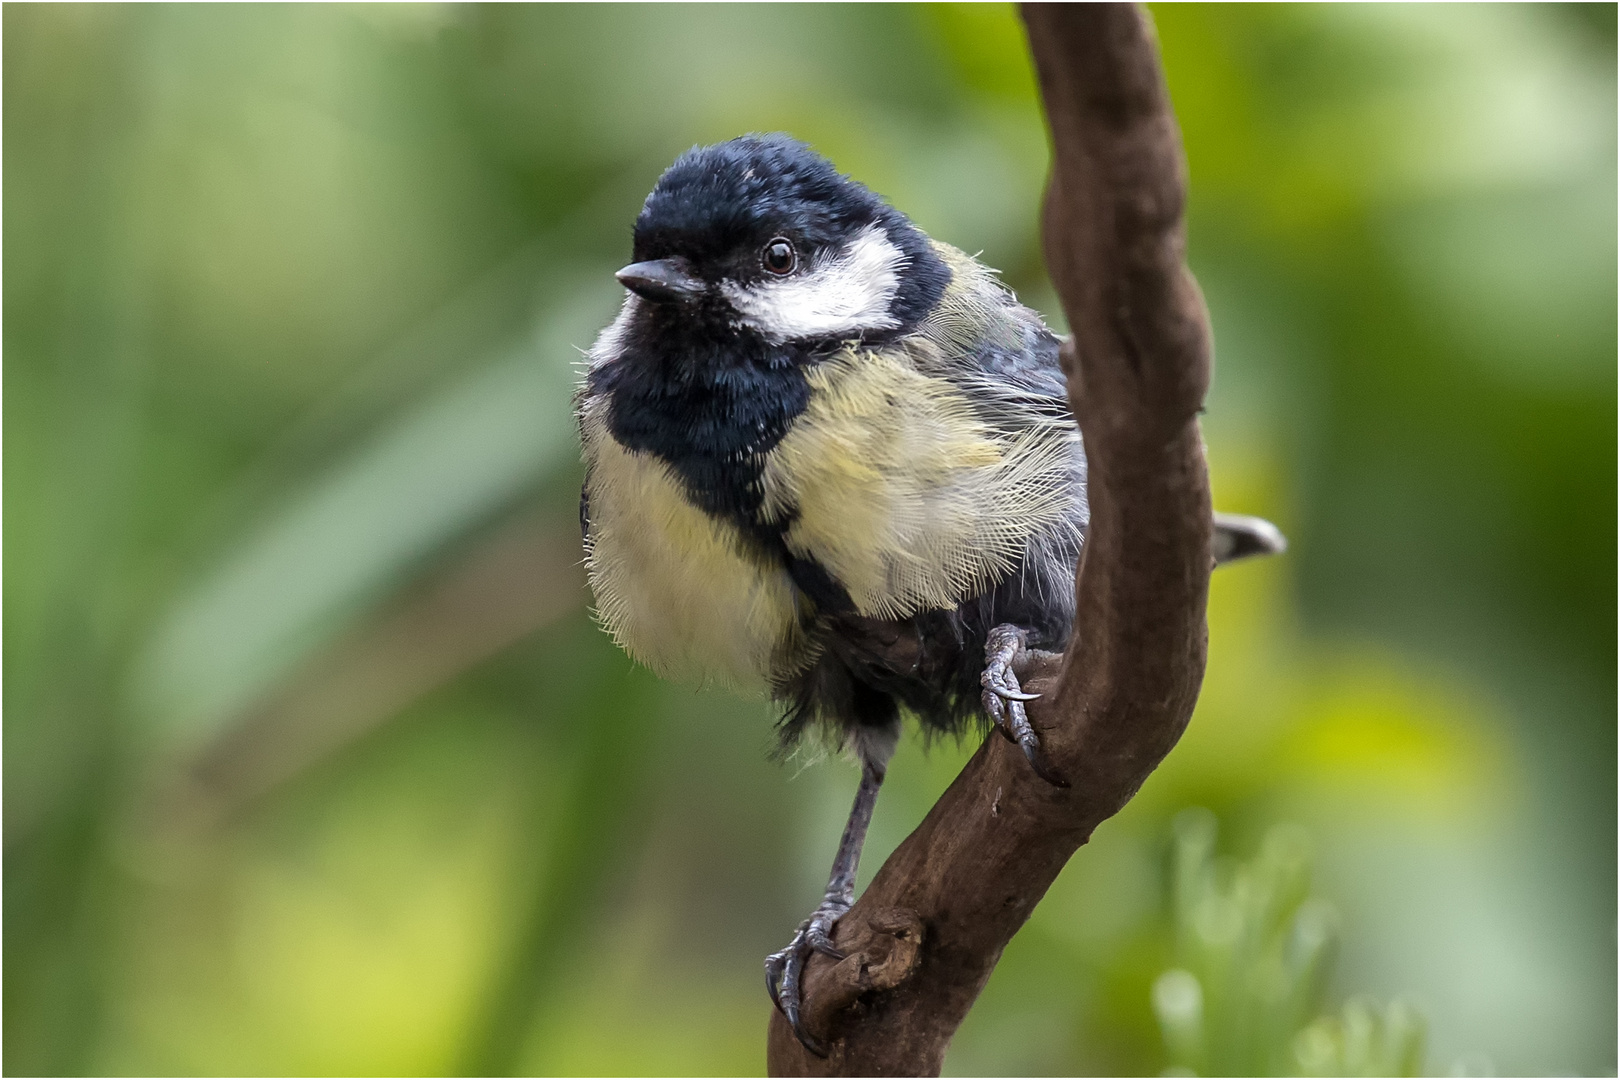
[580,344,1074,689]
[580,413,805,691]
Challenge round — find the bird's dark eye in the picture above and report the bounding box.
[761,238,797,276]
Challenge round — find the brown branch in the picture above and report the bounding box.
[765,5,1213,1074]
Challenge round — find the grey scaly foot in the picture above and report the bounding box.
[981,624,1070,788]
[764,757,887,1057]
[764,897,850,1057]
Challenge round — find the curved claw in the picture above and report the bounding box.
[1020,737,1071,788]
[805,926,846,960]
[983,623,1070,789]
[765,904,848,1057]
[764,948,790,1014]
[1003,695,1070,788]
[982,667,1040,700]
[783,998,830,1059]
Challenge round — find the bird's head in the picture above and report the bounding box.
[616,134,950,346]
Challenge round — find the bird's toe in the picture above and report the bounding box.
[982,624,1068,788]
[765,901,851,1057]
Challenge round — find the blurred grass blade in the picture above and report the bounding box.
[131,276,621,745]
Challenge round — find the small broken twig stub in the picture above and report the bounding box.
[765,4,1214,1075]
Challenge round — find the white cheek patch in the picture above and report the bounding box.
[586,295,639,371]
[722,224,906,342]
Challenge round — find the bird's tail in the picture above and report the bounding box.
[1212,512,1288,565]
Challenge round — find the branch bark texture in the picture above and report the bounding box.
[765,5,1213,1074]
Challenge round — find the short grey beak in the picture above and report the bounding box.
[616,259,704,303]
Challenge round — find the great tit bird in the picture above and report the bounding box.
[577,133,1283,1053]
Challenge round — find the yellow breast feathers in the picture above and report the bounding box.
[760,341,1076,621]
[580,399,810,692]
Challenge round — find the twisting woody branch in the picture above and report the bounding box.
[765,5,1215,1074]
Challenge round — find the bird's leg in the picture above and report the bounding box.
[765,757,886,1057]
[981,624,1070,788]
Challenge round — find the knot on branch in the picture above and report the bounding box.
[803,907,925,1048]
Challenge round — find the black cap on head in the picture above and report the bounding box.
[626,134,950,336]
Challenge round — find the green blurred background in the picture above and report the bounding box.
[5,4,1614,1075]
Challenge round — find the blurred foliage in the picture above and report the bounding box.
[1293,997,1426,1079]
[3,4,1613,1076]
[1151,809,1423,1077]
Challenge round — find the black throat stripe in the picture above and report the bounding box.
[591,322,856,616]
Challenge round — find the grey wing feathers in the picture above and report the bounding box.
[969,305,1070,401]
[945,296,1288,571]
[935,303,1073,439]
